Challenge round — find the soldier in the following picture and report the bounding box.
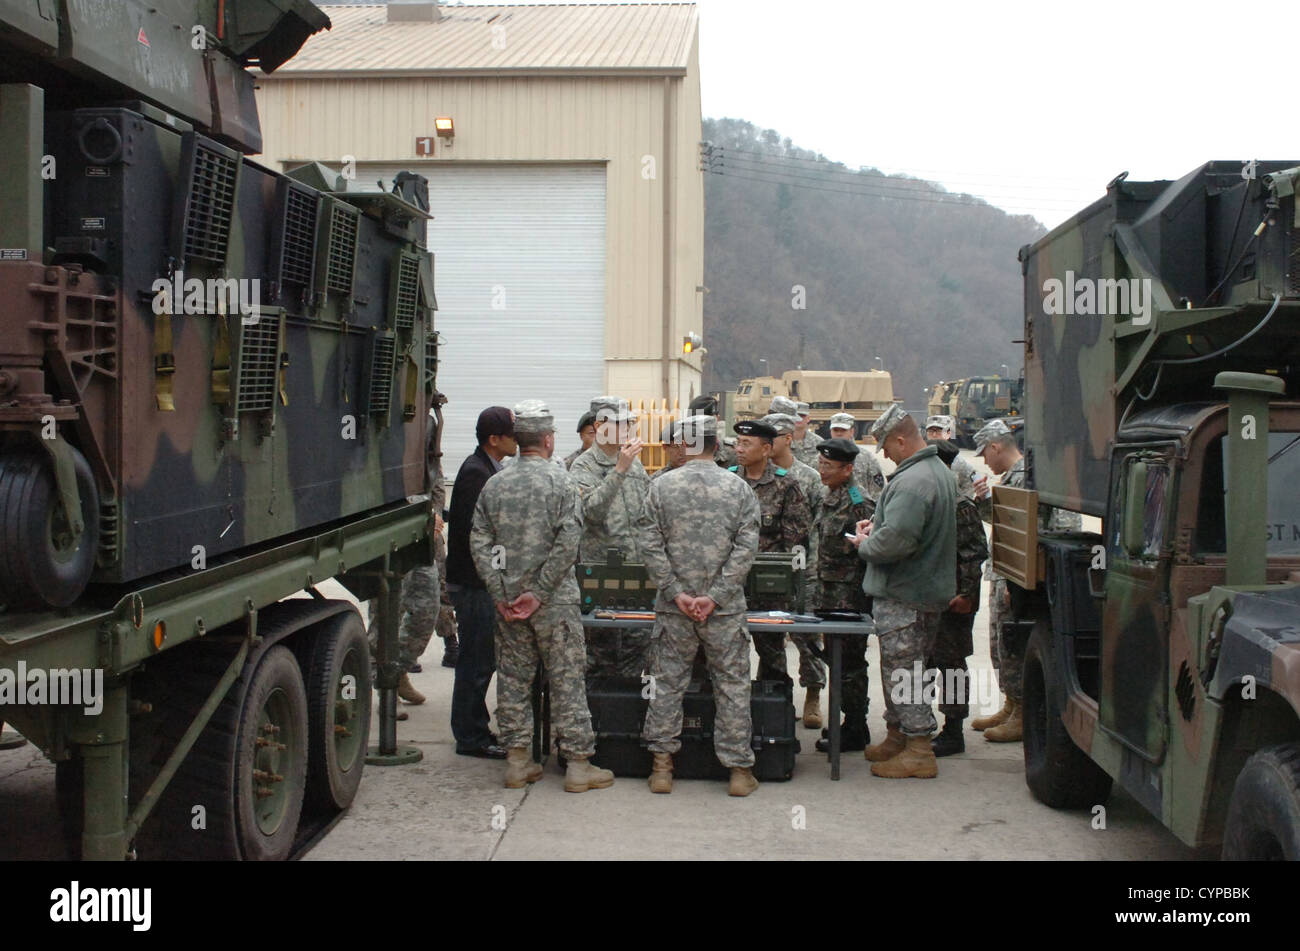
[639,414,761,797]
[791,400,824,465]
[469,400,614,793]
[731,418,812,685]
[689,394,737,467]
[570,396,652,680]
[970,418,1081,742]
[926,415,977,501]
[828,412,886,502]
[431,391,458,669]
[809,438,875,753]
[851,404,956,779]
[563,411,597,470]
[762,411,826,730]
[650,420,687,480]
[926,439,989,757]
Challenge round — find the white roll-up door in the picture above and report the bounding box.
[353,163,607,479]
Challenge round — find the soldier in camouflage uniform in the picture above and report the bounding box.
[563,411,597,471]
[651,420,686,481]
[570,396,652,681]
[689,394,738,468]
[469,400,614,793]
[639,415,761,797]
[926,440,989,756]
[808,438,875,753]
[828,413,886,502]
[971,418,1081,742]
[731,418,813,685]
[762,411,827,729]
[789,399,825,466]
[926,415,977,501]
[853,405,956,779]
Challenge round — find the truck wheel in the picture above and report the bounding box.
[1023,620,1113,808]
[0,445,99,608]
[1222,743,1300,860]
[302,610,371,812]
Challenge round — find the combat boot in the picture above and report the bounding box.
[504,747,543,788]
[728,767,758,797]
[802,686,823,730]
[648,752,673,794]
[984,702,1023,742]
[931,717,965,757]
[870,735,938,779]
[441,634,460,668]
[397,673,426,705]
[564,758,614,793]
[863,725,906,762]
[815,718,869,752]
[971,697,1012,731]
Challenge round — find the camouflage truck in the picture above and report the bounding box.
[926,375,1023,447]
[999,160,1300,858]
[735,369,895,438]
[0,0,439,859]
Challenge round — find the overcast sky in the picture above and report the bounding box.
[446,0,1294,229]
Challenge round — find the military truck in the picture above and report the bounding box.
[734,369,895,438]
[997,161,1300,858]
[0,0,438,859]
[926,375,1023,447]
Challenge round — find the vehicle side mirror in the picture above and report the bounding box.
[1122,460,1147,558]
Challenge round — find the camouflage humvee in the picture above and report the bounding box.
[999,160,1300,858]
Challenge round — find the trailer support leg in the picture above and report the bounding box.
[73,682,130,861]
[367,558,421,766]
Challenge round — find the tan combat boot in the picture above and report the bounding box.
[863,726,906,762]
[504,747,543,788]
[983,701,1023,742]
[802,686,823,730]
[971,697,1012,731]
[397,673,426,705]
[728,767,758,797]
[648,752,673,794]
[870,735,939,779]
[564,758,615,793]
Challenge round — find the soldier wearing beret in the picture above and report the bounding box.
[470,400,615,793]
[810,437,876,752]
[564,410,597,470]
[828,412,886,503]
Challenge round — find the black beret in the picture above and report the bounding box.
[734,419,777,440]
[688,394,718,415]
[576,411,597,432]
[817,437,861,463]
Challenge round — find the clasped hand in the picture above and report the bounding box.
[674,593,717,623]
[496,591,542,621]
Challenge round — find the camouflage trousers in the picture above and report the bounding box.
[434,531,457,643]
[585,628,652,682]
[643,612,755,768]
[495,602,595,759]
[875,598,940,737]
[989,578,1030,702]
[926,611,975,720]
[751,630,825,687]
[817,582,870,720]
[987,577,1006,676]
[366,562,440,674]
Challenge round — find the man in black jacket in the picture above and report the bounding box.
[447,406,517,758]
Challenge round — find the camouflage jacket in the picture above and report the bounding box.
[792,430,824,466]
[469,454,583,606]
[951,453,977,502]
[734,461,811,554]
[713,437,738,469]
[786,457,824,520]
[955,496,988,602]
[562,448,583,470]
[978,456,1082,533]
[639,459,760,616]
[815,478,874,586]
[569,445,650,562]
[852,447,886,502]
[650,462,684,481]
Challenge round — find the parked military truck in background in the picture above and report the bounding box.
[926,374,1023,447]
[0,0,438,859]
[996,160,1300,858]
[734,369,895,439]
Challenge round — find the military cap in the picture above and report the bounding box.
[925,415,951,432]
[688,394,719,416]
[931,438,960,467]
[828,412,856,431]
[660,420,681,444]
[869,403,909,442]
[769,395,799,417]
[734,418,777,440]
[817,437,860,463]
[795,401,811,415]
[678,414,717,443]
[576,410,597,432]
[972,418,1014,457]
[591,395,636,424]
[513,399,555,434]
[760,413,796,436]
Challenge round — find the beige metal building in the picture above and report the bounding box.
[254,1,704,468]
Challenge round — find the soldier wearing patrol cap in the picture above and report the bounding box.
[470,400,614,793]
[689,394,738,468]
[651,419,687,481]
[570,396,652,682]
[788,399,824,465]
[926,415,977,501]
[810,437,876,752]
[732,417,812,685]
[851,403,956,778]
[762,412,827,728]
[828,411,885,502]
[969,418,1080,742]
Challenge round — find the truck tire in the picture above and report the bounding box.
[0,445,99,609]
[1023,620,1113,809]
[1222,743,1300,860]
[301,610,371,812]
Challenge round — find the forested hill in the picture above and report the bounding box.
[701,117,1049,409]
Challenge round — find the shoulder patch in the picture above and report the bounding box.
[873,474,884,488]
[774,467,787,476]
[848,485,864,504]
[728,465,739,472]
